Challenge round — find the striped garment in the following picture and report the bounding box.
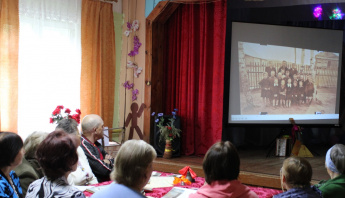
[80,136,113,182]
[26,176,85,198]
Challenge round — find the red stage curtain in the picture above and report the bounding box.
[163,1,227,155]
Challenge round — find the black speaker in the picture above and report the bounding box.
[154,115,181,157]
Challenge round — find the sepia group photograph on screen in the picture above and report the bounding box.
[238,42,338,119]
[228,22,343,124]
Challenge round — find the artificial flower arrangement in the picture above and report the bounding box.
[173,166,197,185]
[152,109,181,142]
[49,105,81,124]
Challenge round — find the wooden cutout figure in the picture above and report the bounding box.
[125,103,146,140]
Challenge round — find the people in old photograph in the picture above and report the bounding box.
[239,42,339,115]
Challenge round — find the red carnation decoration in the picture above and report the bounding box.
[50,106,81,124]
[65,108,71,114]
[57,105,64,109]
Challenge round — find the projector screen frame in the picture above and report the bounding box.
[223,2,345,128]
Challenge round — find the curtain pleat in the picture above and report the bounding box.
[163,1,227,155]
[0,0,19,132]
[81,0,116,129]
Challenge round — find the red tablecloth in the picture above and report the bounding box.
[84,172,282,198]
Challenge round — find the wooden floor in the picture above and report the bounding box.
[153,145,330,189]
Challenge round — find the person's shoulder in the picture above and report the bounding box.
[91,183,144,198]
[14,159,39,177]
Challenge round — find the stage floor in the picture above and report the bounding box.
[152,145,329,189]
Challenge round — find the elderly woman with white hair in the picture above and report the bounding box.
[91,139,156,198]
[315,144,345,198]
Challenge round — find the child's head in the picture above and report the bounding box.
[281,79,286,86]
[307,75,313,83]
[287,78,292,84]
[271,70,276,77]
[293,80,298,87]
[286,70,290,76]
[299,80,303,87]
[263,72,268,78]
[292,63,296,69]
[274,78,278,84]
[300,74,304,81]
[282,60,287,67]
[280,157,312,190]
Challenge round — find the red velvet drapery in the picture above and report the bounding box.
[163,1,227,155]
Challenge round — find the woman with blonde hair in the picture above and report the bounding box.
[91,139,156,198]
[274,156,321,198]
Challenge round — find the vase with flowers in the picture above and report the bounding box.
[49,105,81,124]
[152,109,181,158]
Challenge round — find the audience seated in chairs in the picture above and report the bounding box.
[315,144,345,198]
[25,130,85,198]
[0,132,25,198]
[56,118,98,186]
[91,139,156,198]
[80,114,114,182]
[14,131,48,196]
[189,141,258,198]
[274,156,322,198]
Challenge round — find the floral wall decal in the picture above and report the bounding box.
[132,89,139,101]
[128,36,142,57]
[127,60,142,78]
[124,20,139,37]
[123,80,134,90]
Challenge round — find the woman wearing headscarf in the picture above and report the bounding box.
[315,144,345,198]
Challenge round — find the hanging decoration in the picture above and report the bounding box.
[124,19,139,37]
[128,36,142,57]
[123,80,134,90]
[132,89,139,101]
[123,81,139,101]
[134,67,142,78]
[127,60,142,78]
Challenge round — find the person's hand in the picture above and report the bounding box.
[104,159,111,165]
[105,154,113,160]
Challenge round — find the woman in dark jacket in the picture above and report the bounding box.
[14,131,48,196]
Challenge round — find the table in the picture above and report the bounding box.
[84,172,282,198]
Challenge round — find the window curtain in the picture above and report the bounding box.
[163,1,227,155]
[0,0,19,132]
[81,0,116,129]
[18,0,81,140]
